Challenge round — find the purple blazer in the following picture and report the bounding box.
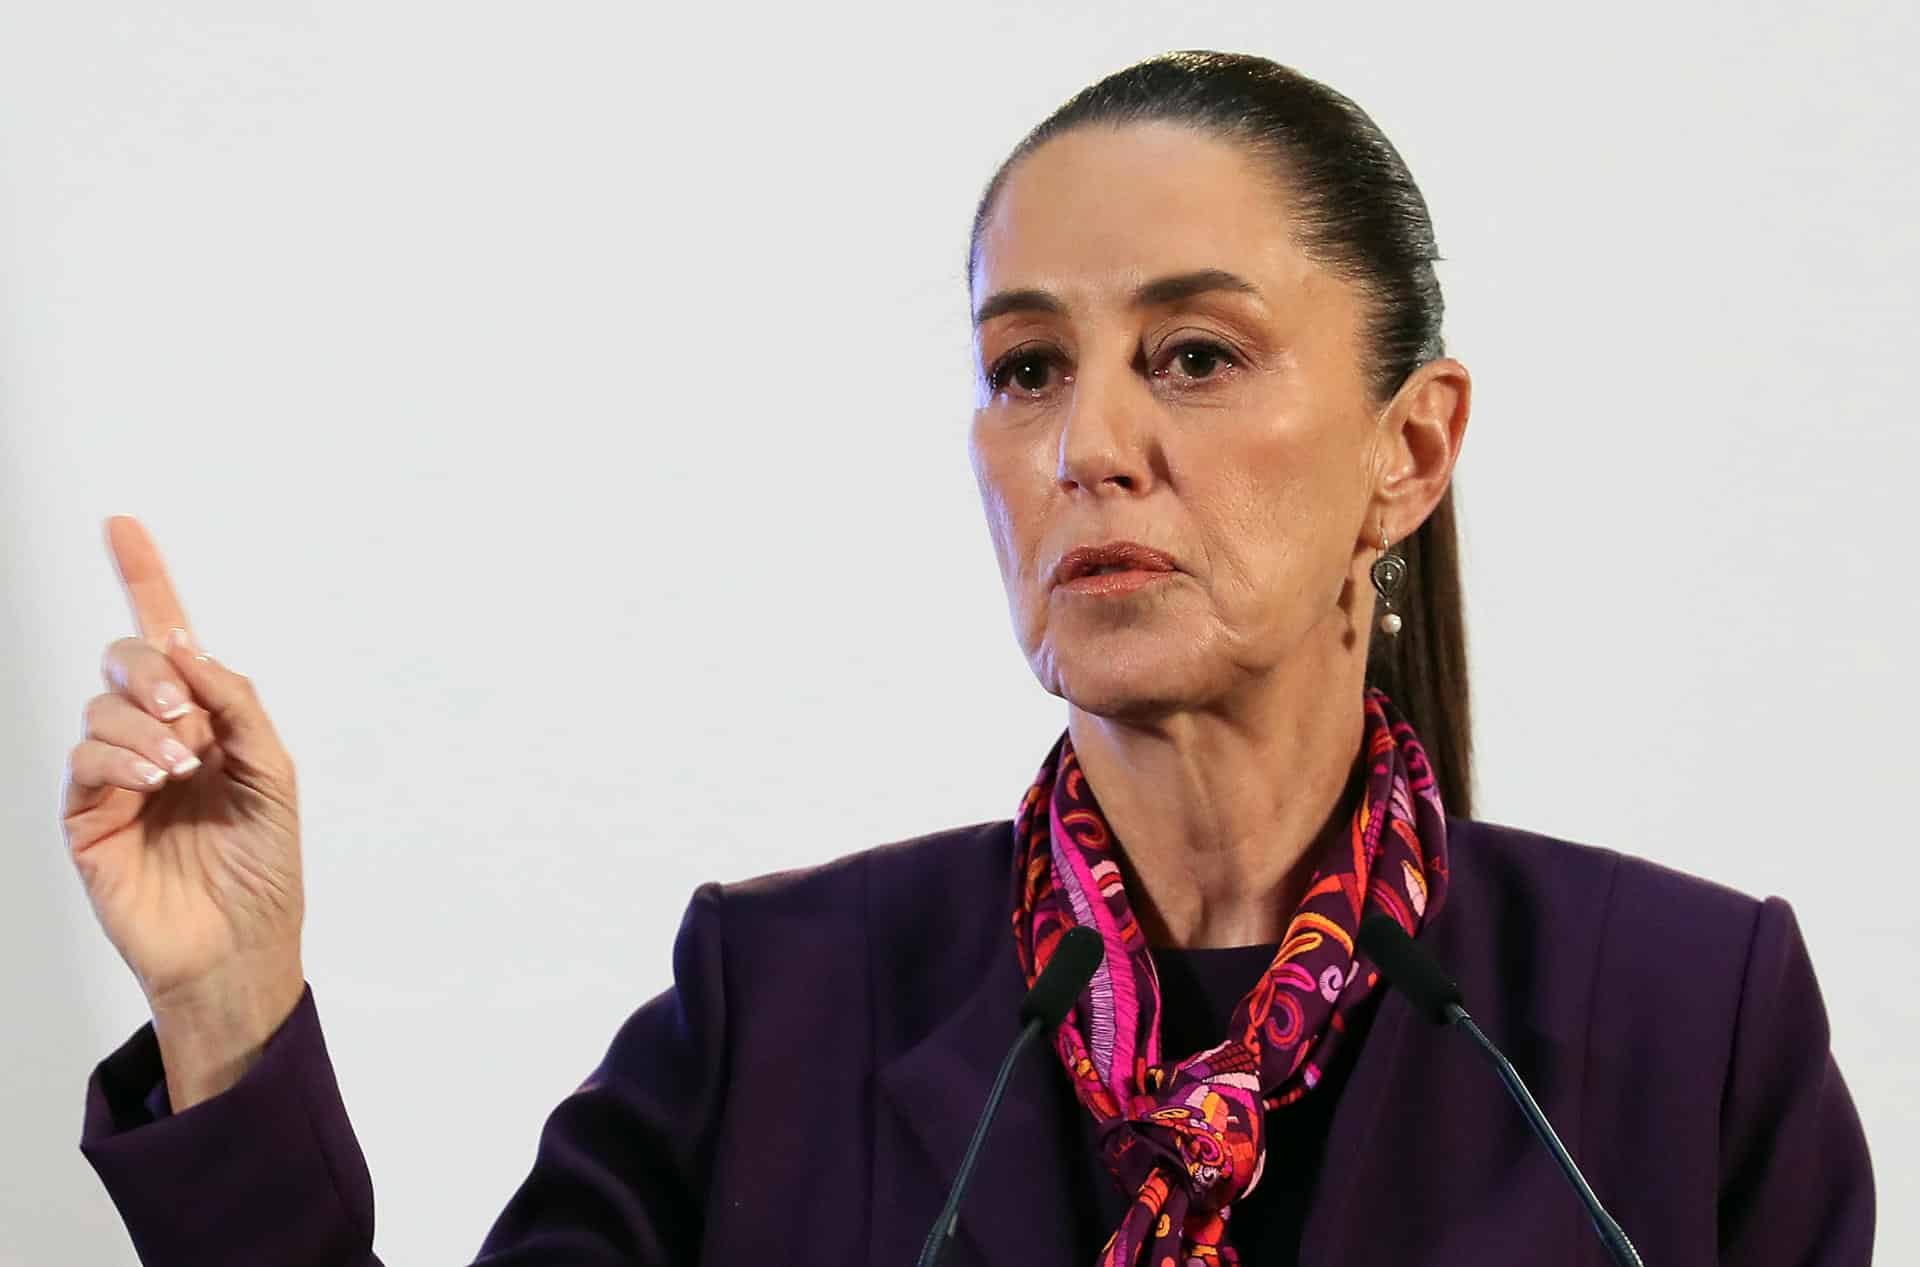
[80,816,1875,1265]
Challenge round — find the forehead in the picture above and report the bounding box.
[972,122,1324,306]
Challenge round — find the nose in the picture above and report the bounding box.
[1055,362,1156,497]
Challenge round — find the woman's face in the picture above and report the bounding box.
[969,122,1437,721]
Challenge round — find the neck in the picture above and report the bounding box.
[1066,650,1368,950]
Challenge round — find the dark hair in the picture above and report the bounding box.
[968,50,1474,817]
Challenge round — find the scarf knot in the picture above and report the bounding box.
[1098,1071,1267,1214]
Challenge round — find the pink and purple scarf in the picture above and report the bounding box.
[1010,686,1449,1266]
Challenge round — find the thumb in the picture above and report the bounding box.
[163,627,285,759]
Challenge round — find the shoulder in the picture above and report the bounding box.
[1448,813,1758,910]
[1438,820,1870,1252]
[1435,814,1779,1060]
[657,820,1016,1065]
[1445,813,1764,951]
[712,817,1013,924]
[685,818,1015,979]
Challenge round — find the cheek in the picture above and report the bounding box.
[969,421,1038,580]
[1197,429,1360,614]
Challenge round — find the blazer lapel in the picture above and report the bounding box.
[872,934,1091,1267]
[1297,987,1422,1265]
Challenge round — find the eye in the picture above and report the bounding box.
[1151,339,1238,385]
[987,346,1068,397]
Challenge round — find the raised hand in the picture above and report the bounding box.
[62,515,305,1109]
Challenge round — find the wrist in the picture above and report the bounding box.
[148,962,305,1111]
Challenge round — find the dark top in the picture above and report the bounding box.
[1148,943,1327,1264]
[78,815,1876,1265]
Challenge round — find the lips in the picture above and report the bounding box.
[1052,541,1179,588]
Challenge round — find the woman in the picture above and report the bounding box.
[65,52,1872,1266]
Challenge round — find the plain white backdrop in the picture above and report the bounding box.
[3,1,1914,1263]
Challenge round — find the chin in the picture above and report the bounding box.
[1039,642,1213,721]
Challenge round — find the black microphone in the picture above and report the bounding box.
[1357,914,1645,1267]
[914,926,1104,1267]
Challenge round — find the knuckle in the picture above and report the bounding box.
[104,663,146,704]
[84,692,151,742]
[99,636,143,680]
[170,710,215,750]
[67,738,104,781]
[82,693,114,732]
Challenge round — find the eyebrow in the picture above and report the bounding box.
[972,268,1261,327]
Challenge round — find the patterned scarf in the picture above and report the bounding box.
[1010,686,1449,1266]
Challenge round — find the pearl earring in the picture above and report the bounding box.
[1370,527,1407,636]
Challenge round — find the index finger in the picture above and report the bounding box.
[105,515,193,646]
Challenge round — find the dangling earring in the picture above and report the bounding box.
[1370,526,1407,636]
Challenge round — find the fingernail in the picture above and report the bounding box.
[167,627,210,662]
[157,738,200,776]
[132,759,167,786]
[152,681,191,721]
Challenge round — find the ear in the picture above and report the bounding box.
[1368,357,1471,544]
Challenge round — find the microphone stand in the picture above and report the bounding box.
[912,1019,1045,1267]
[1444,1003,1644,1267]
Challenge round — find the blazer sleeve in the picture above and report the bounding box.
[1716,896,1875,1265]
[78,882,731,1266]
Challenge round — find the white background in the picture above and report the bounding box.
[2,2,1913,1263]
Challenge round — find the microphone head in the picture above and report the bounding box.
[1357,912,1464,1025]
[1020,927,1104,1028]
